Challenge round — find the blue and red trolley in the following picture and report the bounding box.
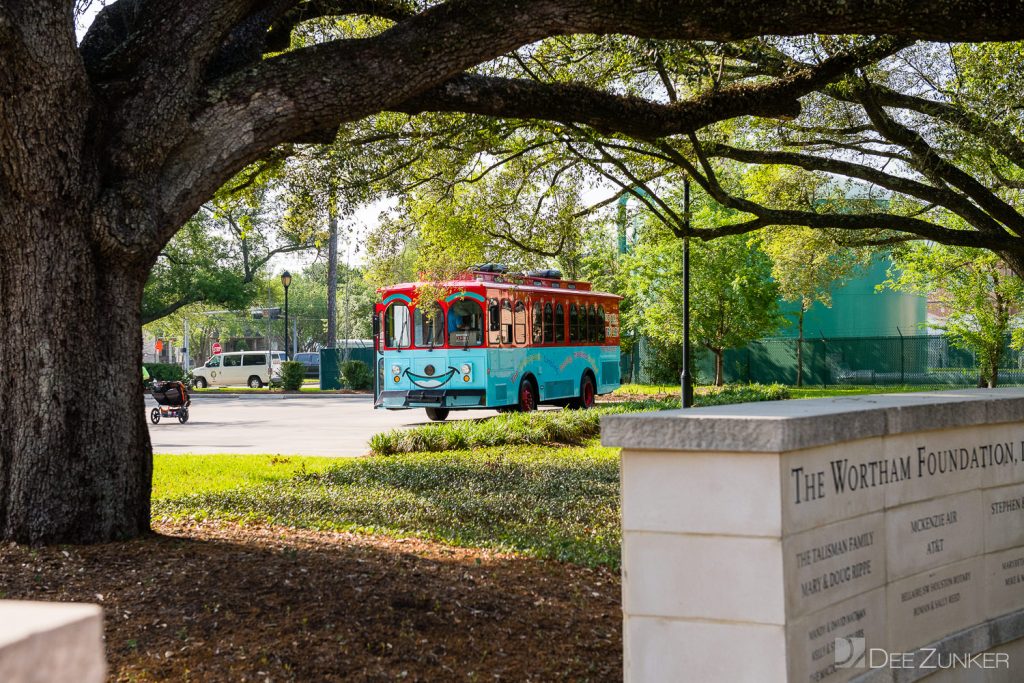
[373,265,622,420]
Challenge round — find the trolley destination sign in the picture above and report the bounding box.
[789,440,1020,505]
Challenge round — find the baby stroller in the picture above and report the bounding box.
[150,380,191,424]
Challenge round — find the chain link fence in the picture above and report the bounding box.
[620,334,1024,387]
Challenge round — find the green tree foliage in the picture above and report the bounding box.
[885,246,1024,387]
[143,180,321,324]
[621,197,783,385]
[761,224,872,385]
[142,218,252,324]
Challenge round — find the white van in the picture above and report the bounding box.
[192,351,278,388]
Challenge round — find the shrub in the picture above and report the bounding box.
[340,360,373,390]
[280,361,305,390]
[145,362,185,382]
[369,399,676,456]
[695,382,790,406]
[369,383,791,456]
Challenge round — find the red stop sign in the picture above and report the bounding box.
[212,342,222,354]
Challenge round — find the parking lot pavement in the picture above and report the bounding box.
[146,394,507,457]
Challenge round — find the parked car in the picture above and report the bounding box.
[191,351,279,388]
[293,352,320,379]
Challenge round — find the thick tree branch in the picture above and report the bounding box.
[656,139,1024,251]
[705,142,1009,235]
[858,85,1024,237]
[141,295,201,325]
[827,83,1024,171]
[396,39,906,138]
[265,0,416,52]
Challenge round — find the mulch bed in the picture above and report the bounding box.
[0,521,621,682]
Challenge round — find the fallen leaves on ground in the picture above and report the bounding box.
[0,520,621,682]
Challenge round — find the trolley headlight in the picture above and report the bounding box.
[460,363,471,375]
[391,364,401,375]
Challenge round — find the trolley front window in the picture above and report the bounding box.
[415,302,445,347]
[448,299,483,347]
[384,303,411,348]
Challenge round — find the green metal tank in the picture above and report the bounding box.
[778,253,926,338]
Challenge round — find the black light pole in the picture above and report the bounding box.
[681,177,694,408]
[281,270,292,359]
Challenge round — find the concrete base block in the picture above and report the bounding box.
[0,600,105,683]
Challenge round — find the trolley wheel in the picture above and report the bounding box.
[193,376,207,389]
[177,408,189,424]
[248,375,263,388]
[570,374,596,410]
[150,407,160,424]
[517,378,537,412]
[425,407,450,421]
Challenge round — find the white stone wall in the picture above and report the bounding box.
[605,389,1024,683]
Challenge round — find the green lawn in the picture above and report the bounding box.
[152,382,970,570]
[615,382,968,400]
[153,454,338,497]
[153,444,621,568]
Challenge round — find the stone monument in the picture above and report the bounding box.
[603,389,1024,683]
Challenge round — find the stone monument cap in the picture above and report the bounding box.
[601,388,1024,453]
[0,600,103,646]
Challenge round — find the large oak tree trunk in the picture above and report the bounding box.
[0,206,153,543]
[0,4,151,542]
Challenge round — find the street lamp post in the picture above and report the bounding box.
[281,271,292,359]
[680,177,694,408]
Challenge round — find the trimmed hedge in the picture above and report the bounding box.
[695,382,790,405]
[144,363,185,382]
[369,399,676,456]
[368,383,790,456]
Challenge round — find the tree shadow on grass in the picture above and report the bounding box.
[153,453,622,568]
[0,521,621,682]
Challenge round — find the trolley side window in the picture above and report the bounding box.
[543,303,554,344]
[515,301,528,344]
[554,303,565,343]
[569,304,579,343]
[598,305,606,343]
[532,302,543,344]
[415,301,445,347]
[501,299,513,344]
[384,303,411,348]
[588,304,597,342]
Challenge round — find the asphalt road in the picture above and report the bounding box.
[146,394,508,457]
